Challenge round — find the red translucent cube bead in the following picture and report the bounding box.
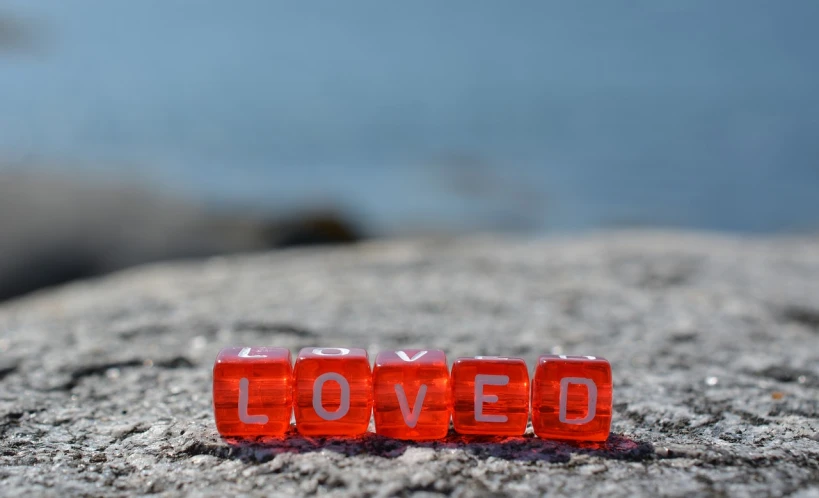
[451,356,529,436]
[373,349,451,440]
[212,347,293,437]
[293,347,373,436]
[532,355,613,441]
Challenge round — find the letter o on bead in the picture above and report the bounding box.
[313,372,351,421]
[312,348,351,356]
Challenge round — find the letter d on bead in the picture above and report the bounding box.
[559,377,597,425]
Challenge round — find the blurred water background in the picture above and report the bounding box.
[2,1,817,234]
[2,1,819,234]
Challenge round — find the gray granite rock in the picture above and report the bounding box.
[0,231,817,496]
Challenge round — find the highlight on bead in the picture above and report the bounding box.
[212,347,612,442]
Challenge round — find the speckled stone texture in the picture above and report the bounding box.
[1,231,817,497]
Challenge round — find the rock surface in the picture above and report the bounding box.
[0,231,817,497]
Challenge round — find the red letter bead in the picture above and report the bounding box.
[212,347,293,437]
[373,349,450,440]
[532,355,612,441]
[451,356,529,436]
[293,347,373,436]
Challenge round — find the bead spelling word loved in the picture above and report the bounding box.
[212,348,612,442]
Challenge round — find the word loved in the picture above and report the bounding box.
[213,348,612,442]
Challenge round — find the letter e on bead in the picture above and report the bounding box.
[474,374,509,423]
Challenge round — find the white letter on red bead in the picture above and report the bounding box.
[238,378,269,424]
[313,372,351,421]
[474,374,509,423]
[558,377,597,425]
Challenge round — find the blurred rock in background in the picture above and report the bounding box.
[0,170,363,302]
[0,10,41,52]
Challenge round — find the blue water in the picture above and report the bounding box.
[1,1,818,233]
